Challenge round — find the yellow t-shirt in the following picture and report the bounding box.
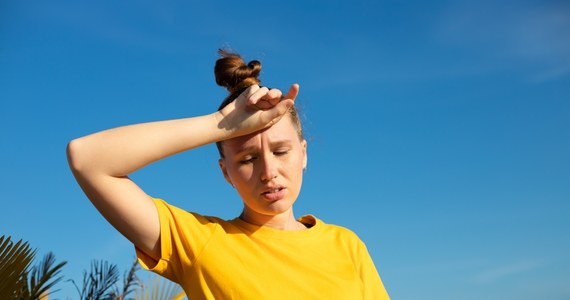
[137,198,389,300]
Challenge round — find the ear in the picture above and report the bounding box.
[218,158,234,187]
[301,139,308,170]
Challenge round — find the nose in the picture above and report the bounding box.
[259,154,278,182]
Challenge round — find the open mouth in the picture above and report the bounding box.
[263,188,283,195]
[262,187,286,201]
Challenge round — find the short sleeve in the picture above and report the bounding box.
[136,198,220,282]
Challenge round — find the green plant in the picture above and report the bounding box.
[71,258,142,300]
[71,260,120,300]
[0,235,66,300]
[0,235,35,299]
[1,234,184,300]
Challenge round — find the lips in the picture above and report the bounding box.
[261,186,286,201]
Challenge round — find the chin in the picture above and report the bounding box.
[251,199,296,216]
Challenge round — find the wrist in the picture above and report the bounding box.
[210,111,237,142]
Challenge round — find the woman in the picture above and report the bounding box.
[67,50,389,299]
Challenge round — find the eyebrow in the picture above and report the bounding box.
[232,139,295,156]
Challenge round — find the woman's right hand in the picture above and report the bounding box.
[215,83,300,138]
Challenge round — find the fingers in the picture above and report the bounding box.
[247,86,282,110]
[264,89,283,106]
[261,99,294,127]
[283,83,300,102]
[246,85,268,106]
[238,83,299,115]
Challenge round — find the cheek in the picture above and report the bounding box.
[230,165,255,184]
[293,152,306,170]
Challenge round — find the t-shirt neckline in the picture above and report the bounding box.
[230,215,322,239]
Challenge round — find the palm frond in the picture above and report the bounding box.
[27,252,67,299]
[0,235,36,299]
[113,258,141,300]
[134,275,184,300]
[71,260,120,300]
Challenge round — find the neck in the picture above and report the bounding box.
[239,208,307,231]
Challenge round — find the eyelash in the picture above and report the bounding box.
[239,157,255,164]
[239,150,289,164]
[274,150,288,156]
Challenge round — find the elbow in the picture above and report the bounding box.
[66,138,89,174]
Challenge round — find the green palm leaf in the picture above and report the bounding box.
[27,252,67,299]
[112,258,141,299]
[72,260,120,300]
[0,235,36,299]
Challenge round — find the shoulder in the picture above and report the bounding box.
[308,216,373,265]
[308,215,365,245]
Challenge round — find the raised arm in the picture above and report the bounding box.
[67,84,298,260]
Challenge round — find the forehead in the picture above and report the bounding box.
[222,117,300,153]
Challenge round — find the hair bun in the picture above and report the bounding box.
[215,49,262,94]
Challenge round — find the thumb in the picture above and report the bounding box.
[283,84,300,101]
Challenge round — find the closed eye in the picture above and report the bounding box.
[274,149,289,156]
[239,156,256,164]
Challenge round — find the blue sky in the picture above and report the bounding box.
[1,0,569,299]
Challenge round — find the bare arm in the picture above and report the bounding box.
[67,85,299,260]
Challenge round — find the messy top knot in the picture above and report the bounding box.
[215,49,262,97]
[213,49,304,158]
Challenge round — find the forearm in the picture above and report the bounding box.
[65,72,298,259]
[67,112,226,177]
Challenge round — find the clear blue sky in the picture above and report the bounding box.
[1,1,569,299]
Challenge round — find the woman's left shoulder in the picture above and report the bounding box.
[315,217,365,244]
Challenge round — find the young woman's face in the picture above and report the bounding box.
[219,116,307,223]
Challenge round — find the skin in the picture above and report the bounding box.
[67,84,300,261]
[219,115,307,230]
